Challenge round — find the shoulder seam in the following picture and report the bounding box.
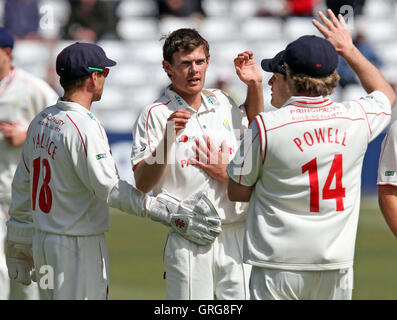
[146,100,171,152]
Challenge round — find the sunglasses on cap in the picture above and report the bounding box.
[88,67,110,77]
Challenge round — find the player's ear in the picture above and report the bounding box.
[86,71,98,90]
[162,60,173,78]
[90,71,100,83]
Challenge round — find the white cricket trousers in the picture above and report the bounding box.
[250,266,353,300]
[164,222,251,300]
[0,203,39,300]
[32,230,109,300]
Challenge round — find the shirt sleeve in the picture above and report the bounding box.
[377,120,397,185]
[227,114,266,186]
[218,89,249,133]
[8,147,33,225]
[28,77,59,117]
[7,124,36,243]
[67,115,147,216]
[354,91,392,143]
[130,105,167,169]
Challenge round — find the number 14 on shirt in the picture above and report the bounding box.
[302,154,346,212]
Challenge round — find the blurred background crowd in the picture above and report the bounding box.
[1,0,397,188]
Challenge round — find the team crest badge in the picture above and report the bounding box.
[223,120,231,131]
[12,100,19,109]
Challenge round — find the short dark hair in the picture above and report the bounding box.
[162,28,210,63]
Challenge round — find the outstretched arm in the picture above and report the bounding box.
[378,185,397,237]
[234,51,264,123]
[227,178,253,202]
[313,9,396,107]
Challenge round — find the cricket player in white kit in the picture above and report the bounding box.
[131,29,264,299]
[5,42,221,300]
[0,28,58,300]
[227,10,396,300]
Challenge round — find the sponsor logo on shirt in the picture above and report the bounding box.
[96,153,107,160]
[181,159,191,168]
[206,96,214,105]
[87,112,96,121]
[177,135,196,143]
[174,95,184,106]
[385,171,395,176]
[12,99,19,110]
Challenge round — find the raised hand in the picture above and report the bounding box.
[312,9,396,107]
[312,9,354,55]
[234,51,263,86]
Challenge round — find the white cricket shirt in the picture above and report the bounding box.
[131,86,249,224]
[227,91,391,270]
[9,100,147,236]
[0,67,58,205]
[377,119,397,185]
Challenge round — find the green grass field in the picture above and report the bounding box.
[106,195,397,300]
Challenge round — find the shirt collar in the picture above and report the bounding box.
[56,98,97,119]
[0,67,16,91]
[283,95,333,108]
[164,85,220,113]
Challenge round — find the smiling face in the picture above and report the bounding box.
[163,45,209,104]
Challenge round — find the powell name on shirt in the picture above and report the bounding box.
[293,127,347,152]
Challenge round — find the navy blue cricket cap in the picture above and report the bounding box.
[261,35,338,78]
[0,28,14,49]
[284,35,338,78]
[261,51,286,75]
[56,42,116,79]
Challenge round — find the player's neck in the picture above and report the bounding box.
[293,90,321,97]
[62,91,92,110]
[0,64,12,82]
[178,92,202,111]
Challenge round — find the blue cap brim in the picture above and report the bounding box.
[103,57,117,67]
[260,51,286,75]
[260,59,274,72]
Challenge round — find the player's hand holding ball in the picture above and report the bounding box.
[147,191,222,246]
